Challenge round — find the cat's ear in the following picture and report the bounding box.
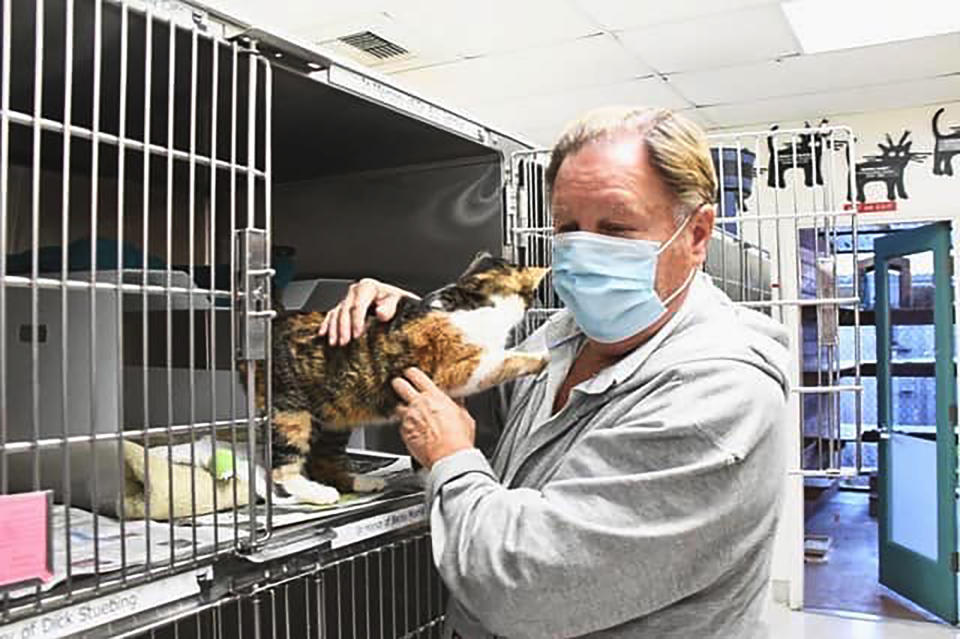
[461,251,493,278]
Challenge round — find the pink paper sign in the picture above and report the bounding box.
[0,491,53,588]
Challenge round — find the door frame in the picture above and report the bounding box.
[874,220,957,623]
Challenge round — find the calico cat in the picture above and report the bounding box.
[932,107,960,177]
[766,119,829,189]
[254,253,549,505]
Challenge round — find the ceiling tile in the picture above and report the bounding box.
[393,34,651,107]
[669,33,960,105]
[617,4,799,74]
[203,0,394,34]
[571,0,777,31]
[468,77,693,143]
[386,0,599,57]
[700,75,960,129]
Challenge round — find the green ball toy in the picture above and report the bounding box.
[210,449,236,480]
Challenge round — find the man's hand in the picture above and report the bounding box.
[318,278,418,346]
[392,368,475,469]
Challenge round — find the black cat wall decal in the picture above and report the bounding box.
[849,131,929,203]
[932,107,960,177]
[766,119,830,189]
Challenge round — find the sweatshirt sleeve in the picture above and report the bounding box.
[426,359,787,639]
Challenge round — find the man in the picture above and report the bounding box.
[319,107,789,638]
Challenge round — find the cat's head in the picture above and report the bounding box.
[424,252,548,311]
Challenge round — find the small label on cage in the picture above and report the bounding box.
[0,491,53,589]
[330,504,427,549]
[0,571,202,639]
[17,324,47,343]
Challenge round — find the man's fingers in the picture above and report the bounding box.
[350,283,378,337]
[391,377,420,404]
[404,367,439,393]
[324,307,341,344]
[318,312,330,336]
[374,294,400,321]
[337,296,355,346]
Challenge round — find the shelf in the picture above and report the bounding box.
[803,306,943,326]
[803,361,948,383]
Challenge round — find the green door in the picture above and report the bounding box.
[875,221,957,623]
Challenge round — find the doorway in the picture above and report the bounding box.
[802,221,956,624]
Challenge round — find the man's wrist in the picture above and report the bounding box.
[425,443,474,470]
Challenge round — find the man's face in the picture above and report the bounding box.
[550,133,713,347]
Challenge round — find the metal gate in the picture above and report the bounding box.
[506,123,866,479]
[0,0,273,626]
[119,531,446,639]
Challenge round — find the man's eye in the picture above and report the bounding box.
[555,223,577,234]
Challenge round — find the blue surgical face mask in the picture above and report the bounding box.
[551,215,696,344]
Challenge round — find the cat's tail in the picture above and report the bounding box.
[933,108,946,139]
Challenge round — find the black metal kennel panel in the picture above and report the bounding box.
[121,531,447,639]
[0,0,527,636]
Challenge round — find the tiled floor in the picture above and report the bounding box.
[805,490,939,622]
[767,606,960,638]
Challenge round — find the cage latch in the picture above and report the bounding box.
[237,229,275,361]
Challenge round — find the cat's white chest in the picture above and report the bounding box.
[447,295,525,349]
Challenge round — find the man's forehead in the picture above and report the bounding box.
[559,133,646,170]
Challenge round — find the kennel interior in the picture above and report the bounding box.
[0,0,522,634]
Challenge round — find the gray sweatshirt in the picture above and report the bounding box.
[425,273,791,639]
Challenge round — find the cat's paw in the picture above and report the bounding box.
[271,493,300,506]
[297,483,341,505]
[528,351,550,374]
[280,476,341,505]
[352,476,387,493]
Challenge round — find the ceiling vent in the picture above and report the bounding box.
[337,31,409,60]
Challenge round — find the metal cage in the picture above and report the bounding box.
[0,0,274,626]
[118,529,446,639]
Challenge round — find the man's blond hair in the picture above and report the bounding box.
[545,106,716,221]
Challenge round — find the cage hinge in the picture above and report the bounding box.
[230,28,331,74]
[950,403,958,427]
[951,551,960,574]
[237,228,275,361]
[143,1,217,35]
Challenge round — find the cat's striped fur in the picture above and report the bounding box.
[255,253,549,505]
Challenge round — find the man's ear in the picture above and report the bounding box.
[689,204,715,266]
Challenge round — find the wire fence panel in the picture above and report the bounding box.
[0,0,272,625]
[121,530,445,639]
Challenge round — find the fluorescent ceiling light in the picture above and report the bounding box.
[782,0,960,54]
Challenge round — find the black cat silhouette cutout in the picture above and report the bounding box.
[932,108,960,177]
[849,131,929,203]
[766,119,830,189]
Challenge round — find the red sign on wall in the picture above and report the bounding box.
[843,201,898,213]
